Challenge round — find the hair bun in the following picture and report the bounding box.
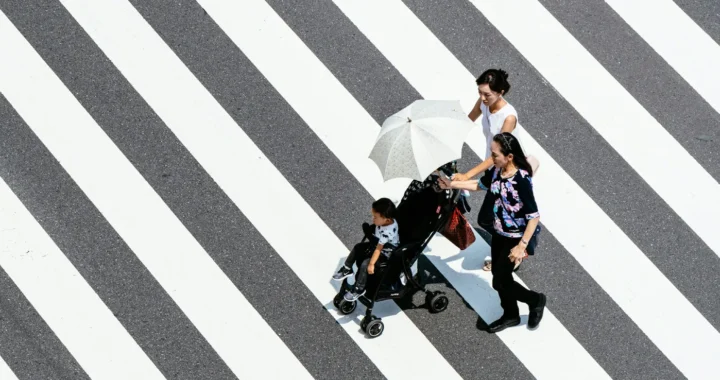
[475,68,511,95]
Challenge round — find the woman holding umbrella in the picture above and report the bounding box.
[439,132,547,332]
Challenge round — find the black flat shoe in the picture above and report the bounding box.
[487,316,521,333]
[528,293,546,330]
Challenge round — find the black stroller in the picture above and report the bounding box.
[332,175,464,338]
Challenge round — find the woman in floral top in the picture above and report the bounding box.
[439,132,546,333]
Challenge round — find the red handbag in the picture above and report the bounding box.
[441,207,476,250]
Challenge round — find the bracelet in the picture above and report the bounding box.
[520,239,528,246]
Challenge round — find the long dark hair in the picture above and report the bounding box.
[493,132,532,176]
[476,68,511,95]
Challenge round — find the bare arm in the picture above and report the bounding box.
[438,177,480,191]
[509,217,539,263]
[367,243,384,274]
[509,176,540,263]
[468,97,482,122]
[462,157,494,179]
[520,217,539,245]
[500,114,517,133]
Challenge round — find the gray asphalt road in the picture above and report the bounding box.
[0,0,718,379]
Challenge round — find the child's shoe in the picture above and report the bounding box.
[332,266,353,281]
[343,289,365,302]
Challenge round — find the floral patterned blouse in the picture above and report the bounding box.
[478,167,540,238]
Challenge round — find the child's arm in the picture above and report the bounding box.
[367,243,384,275]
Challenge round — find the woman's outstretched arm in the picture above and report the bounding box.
[438,177,480,191]
[455,157,493,181]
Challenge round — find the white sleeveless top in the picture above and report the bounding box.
[479,100,519,158]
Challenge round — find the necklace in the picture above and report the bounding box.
[501,166,518,179]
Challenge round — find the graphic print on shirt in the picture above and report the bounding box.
[375,220,400,257]
[480,168,539,238]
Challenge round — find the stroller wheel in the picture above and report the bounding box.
[365,319,384,338]
[338,299,357,315]
[332,293,343,309]
[427,292,449,313]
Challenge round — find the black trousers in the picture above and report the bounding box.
[491,233,541,318]
[344,242,387,292]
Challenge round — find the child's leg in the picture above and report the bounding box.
[344,258,370,301]
[343,242,369,268]
[333,242,370,281]
[346,252,390,300]
[353,258,370,292]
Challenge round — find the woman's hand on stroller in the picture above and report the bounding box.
[437,176,452,189]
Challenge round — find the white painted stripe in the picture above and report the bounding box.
[0,177,163,380]
[605,0,720,117]
[51,0,461,378]
[331,1,720,379]
[0,355,19,380]
[0,7,310,379]
[468,0,720,259]
[214,0,609,378]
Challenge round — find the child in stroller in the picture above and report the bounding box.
[330,167,460,338]
[332,198,399,302]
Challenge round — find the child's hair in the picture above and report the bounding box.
[372,198,396,219]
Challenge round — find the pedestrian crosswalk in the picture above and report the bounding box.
[0,176,165,380]
[604,0,720,117]
[0,0,718,379]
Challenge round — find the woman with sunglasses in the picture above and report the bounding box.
[439,132,547,333]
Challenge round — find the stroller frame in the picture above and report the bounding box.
[332,187,463,338]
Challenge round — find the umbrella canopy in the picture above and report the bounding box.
[369,100,475,181]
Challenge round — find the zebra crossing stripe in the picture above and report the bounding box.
[0,353,19,380]
[332,1,720,378]
[605,0,720,117]
[0,176,163,379]
[0,4,312,378]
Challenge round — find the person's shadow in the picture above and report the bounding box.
[421,225,531,331]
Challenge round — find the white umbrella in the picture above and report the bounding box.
[369,100,475,181]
